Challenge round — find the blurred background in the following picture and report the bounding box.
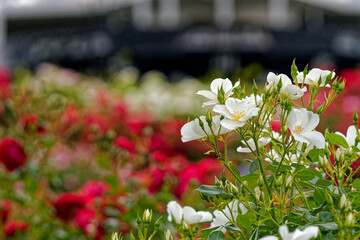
[0,1,359,239]
[1,0,360,77]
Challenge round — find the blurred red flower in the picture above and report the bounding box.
[0,137,27,171]
[0,199,11,223]
[80,181,109,199]
[113,136,135,153]
[4,221,28,237]
[20,114,45,133]
[53,193,85,221]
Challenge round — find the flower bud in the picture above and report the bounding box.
[317,77,322,88]
[112,232,120,240]
[165,230,174,240]
[324,191,333,207]
[276,78,282,92]
[354,110,358,126]
[252,79,258,96]
[316,105,325,115]
[340,194,347,209]
[345,213,355,227]
[332,79,339,90]
[182,221,190,231]
[319,156,328,168]
[136,214,142,227]
[255,186,262,201]
[240,86,246,98]
[143,209,152,223]
[206,110,212,128]
[285,176,292,188]
[258,175,264,187]
[275,175,283,188]
[338,80,345,92]
[197,117,205,131]
[217,86,225,104]
[228,181,239,194]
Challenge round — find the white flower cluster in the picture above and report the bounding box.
[181,68,334,151]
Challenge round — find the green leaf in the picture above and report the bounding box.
[318,222,338,230]
[315,179,332,188]
[130,232,135,240]
[230,165,241,181]
[265,164,292,173]
[296,168,322,181]
[323,233,335,240]
[200,227,219,239]
[326,133,349,149]
[196,185,225,196]
[249,160,258,174]
[241,174,260,182]
[311,202,326,216]
[353,178,360,190]
[314,189,325,204]
[225,224,242,232]
[236,214,251,229]
[306,149,325,162]
[304,212,318,222]
[320,211,334,222]
[208,231,225,240]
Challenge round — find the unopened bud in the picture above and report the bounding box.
[252,79,258,95]
[354,110,358,126]
[319,156,328,168]
[143,209,152,223]
[112,232,120,240]
[317,77,322,87]
[182,221,190,231]
[240,86,246,98]
[258,175,264,187]
[340,195,347,209]
[345,213,355,227]
[197,117,205,131]
[136,214,142,227]
[332,79,339,90]
[338,81,345,92]
[275,175,283,188]
[217,86,226,104]
[316,105,325,115]
[165,230,173,240]
[215,176,221,186]
[255,186,262,201]
[206,110,212,128]
[324,191,333,207]
[228,181,239,194]
[277,78,283,92]
[285,176,292,188]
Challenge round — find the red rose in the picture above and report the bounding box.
[75,208,96,232]
[0,199,11,223]
[53,193,85,221]
[80,181,109,199]
[4,221,28,237]
[0,137,27,171]
[113,136,135,153]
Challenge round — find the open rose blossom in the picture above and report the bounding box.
[4,221,29,237]
[0,137,27,171]
[0,199,11,223]
[53,193,85,221]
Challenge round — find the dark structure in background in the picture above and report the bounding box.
[2,0,360,76]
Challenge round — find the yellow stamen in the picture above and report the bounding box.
[294,125,304,134]
[232,110,246,121]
